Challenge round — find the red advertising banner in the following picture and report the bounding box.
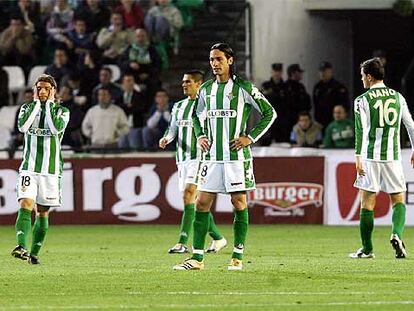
[0,157,324,225]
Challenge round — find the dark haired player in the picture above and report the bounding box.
[350,58,414,259]
[160,70,226,254]
[11,74,70,264]
[173,43,276,270]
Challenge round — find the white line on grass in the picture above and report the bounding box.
[2,301,414,310]
[128,291,378,296]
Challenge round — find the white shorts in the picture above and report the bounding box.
[16,172,62,206]
[177,160,199,191]
[354,160,406,194]
[197,160,256,193]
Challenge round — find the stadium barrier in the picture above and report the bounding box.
[0,156,324,225]
[2,149,414,226]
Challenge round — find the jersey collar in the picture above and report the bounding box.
[370,82,386,89]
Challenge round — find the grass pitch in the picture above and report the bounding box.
[1,225,414,310]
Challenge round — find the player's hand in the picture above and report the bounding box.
[198,137,211,152]
[230,135,252,151]
[411,152,414,168]
[159,137,169,149]
[48,87,56,101]
[355,157,365,176]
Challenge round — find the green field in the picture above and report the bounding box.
[1,225,413,310]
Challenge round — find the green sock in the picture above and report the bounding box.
[232,208,249,260]
[208,212,223,240]
[15,208,32,249]
[30,216,49,256]
[191,211,210,262]
[178,204,195,244]
[392,203,406,238]
[360,208,374,254]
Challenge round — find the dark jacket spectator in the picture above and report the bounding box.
[290,111,322,148]
[60,85,85,148]
[9,0,41,34]
[45,48,73,87]
[313,62,349,129]
[116,0,145,29]
[74,0,110,33]
[66,18,95,63]
[285,64,311,130]
[91,67,123,105]
[0,15,35,73]
[322,104,354,149]
[261,63,288,143]
[10,88,34,150]
[0,66,9,107]
[77,49,101,94]
[46,0,74,47]
[66,72,91,112]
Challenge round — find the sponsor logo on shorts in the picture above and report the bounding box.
[177,120,193,127]
[231,182,243,186]
[207,110,237,118]
[248,182,323,217]
[28,128,53,137]
[46,197,57,201]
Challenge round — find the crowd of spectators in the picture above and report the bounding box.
[0,0,198,152]
[261,61,355,149]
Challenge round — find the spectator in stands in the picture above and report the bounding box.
[10,88,33,150]
[0,15,35,74]
[145,0,183,52]
[142,89,172,150]
[313,61,349,130]
[285,64,311,132]
[116,0,145,29]
[91,67,122,105]
[120,28,162,97]
[66,72,90,111]
[0,64,9,107]
[322,104,354,149]
[290,111,322,148]
[74,0,110,33]
[60,85,85,148]
[118,73,148,149]
[45,48,73,87]
[82,86,130,148]
[46,0,74,48]
[96,12,135,64]
[78,49,101,93]
[65,17,96,63]
[10,0,41,34]
[261,63,288,143]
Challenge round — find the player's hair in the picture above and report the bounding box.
[360,58,385,81]
[34,74,57,89]
[210,43,236,76]
[184,69,204,83]
[298,111,311,119]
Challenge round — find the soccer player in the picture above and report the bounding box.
[11,74,70,264]
[159,70,227,254]
[350,58,414,259]
[173,43,277,270]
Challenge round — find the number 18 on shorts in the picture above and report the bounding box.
[16,173,62,206]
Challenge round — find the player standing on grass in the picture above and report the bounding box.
[159,70,227,254]
[11,74,70,264]
[173,43,276,270]
[350,58,414,259]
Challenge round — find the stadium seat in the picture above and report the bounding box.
[2,66,25,92]
[106,64,121,82]
[27,65,47,87]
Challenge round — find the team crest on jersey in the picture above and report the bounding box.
[227,92,235,101]
[248,182,323,214]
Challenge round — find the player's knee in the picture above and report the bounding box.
[196,197,211,212]
[231,196,247,211]
[183,188,196,205]
[19,199,35,211]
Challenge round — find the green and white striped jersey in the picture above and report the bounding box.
[18,100,70,176]
[354,82,414,161]
[193,76,277,162]
[163,97,201,163]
